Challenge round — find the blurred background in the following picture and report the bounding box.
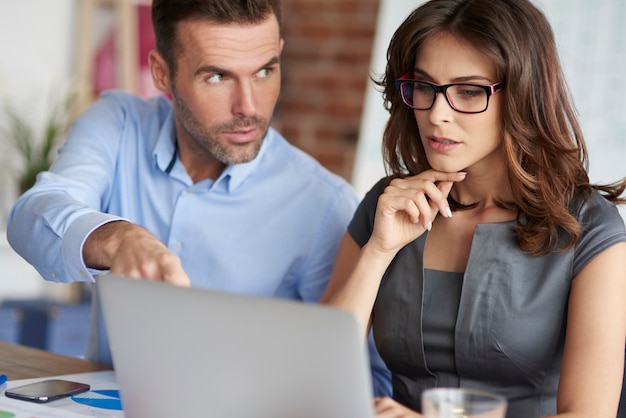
[0,0,624,357]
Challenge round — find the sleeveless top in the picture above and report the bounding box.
[349,178,626,418]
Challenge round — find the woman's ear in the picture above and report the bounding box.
[148,50,171,94]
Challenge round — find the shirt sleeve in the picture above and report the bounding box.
[6,91,132,283]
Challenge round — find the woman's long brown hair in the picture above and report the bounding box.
[375,0,625,255]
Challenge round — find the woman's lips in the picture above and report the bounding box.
[427,136,461,152]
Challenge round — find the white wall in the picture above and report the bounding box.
[354,0,626,222]
[0,0,76,300]
[0,0,77,224]
[352,0,423,199]
[536,0,626,191]
[0,1,75,101]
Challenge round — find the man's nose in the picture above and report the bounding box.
[232,80,256,117]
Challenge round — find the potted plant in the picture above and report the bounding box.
[1,91,75,195]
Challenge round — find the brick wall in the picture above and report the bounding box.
[273,0,381,182]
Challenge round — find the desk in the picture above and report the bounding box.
[0,340,112,380]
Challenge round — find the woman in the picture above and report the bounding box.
[321,0,626,417]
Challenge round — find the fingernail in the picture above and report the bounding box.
[445,207,452,218]
[426,221,432,231]
[458,171,467,177]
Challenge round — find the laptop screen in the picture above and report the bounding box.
[98,274,374,418]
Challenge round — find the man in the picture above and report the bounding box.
[7,0,391,396]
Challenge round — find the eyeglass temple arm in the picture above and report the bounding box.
[489,83,503,94]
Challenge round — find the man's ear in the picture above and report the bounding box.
[148,50,171,93]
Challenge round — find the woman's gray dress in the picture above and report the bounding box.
[350,179,626,418]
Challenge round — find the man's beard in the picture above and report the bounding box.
[173,92,267,165]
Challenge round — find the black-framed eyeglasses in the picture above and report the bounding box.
[395,72,503,114]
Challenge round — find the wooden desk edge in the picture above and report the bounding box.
[0,340,112,381]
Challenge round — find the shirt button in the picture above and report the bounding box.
[80,271,88,279]
[172,242,182,250]
[50,271,57,278]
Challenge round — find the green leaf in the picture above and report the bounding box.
[1,89,75,193]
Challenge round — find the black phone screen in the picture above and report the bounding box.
[5,379,90,403]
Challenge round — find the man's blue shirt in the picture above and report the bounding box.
[7,90,392,396]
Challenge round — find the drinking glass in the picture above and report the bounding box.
[421,388,507,418]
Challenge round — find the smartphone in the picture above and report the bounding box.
[5,379,90,403]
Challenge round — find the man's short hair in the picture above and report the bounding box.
[152,0,282,77]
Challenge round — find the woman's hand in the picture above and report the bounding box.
[367,170,466,255]
[320,170,467,337]
[374,396,423,417]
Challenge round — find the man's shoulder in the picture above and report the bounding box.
[258,129,359,220]
[271,130,349,187]
[267,129,355,193]
[94,90,172,120]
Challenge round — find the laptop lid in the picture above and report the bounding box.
[97,274,374,418]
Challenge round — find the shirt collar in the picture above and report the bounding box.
[214,129,272,193]
[153,109,178,174]
[153,112,275,193]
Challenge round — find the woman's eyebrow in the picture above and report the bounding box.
[413,68,493,83]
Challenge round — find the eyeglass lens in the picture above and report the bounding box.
[401,81,489,113]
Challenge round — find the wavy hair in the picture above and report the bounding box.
[376,0,625,255]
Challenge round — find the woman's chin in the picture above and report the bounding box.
[428,161,467,174]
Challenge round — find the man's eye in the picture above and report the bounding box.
[206,74,224,84]
[257,68,273,78]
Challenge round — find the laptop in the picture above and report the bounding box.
[97,274,375,418]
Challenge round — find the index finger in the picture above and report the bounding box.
[161,263,191,287]
[405,170,467,185]
[401,171,466,219]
